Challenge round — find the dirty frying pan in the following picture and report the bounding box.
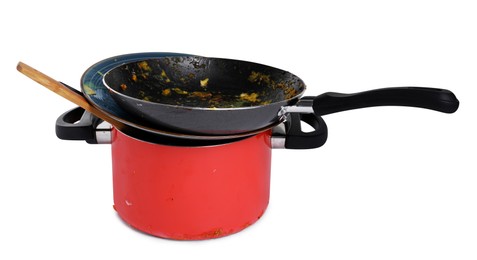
[103,56,305,135]
[103,56,459,135]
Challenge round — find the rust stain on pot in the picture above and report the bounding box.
[195,228,224,239]
[241,222,252,230]
[210,228,223,237]
[178,228,227,240]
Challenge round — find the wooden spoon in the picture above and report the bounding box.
[17,62,125,130]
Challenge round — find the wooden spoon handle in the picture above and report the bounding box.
[17,62,125,129]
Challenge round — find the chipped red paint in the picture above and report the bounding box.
[111,128,272,240]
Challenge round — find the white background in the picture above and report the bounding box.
[1,0,476,259]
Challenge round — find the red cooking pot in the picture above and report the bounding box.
[56,105,327,240]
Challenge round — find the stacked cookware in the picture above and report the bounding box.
[17,52,459,240]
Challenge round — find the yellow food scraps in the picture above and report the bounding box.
[248,71,271,85]
[162,88,171,96]
[200,78,209,87]
[83,85,96,95]
[191,91,212,98]
[161,70,171,83]
[120,84,128,91]
[284,87,298,99]
[131,73,138,82]
[240,93,260,102]
[172,88,188,95]
[138,61,152,72]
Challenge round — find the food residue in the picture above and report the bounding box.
[83,85,96,95]
[283,85,298,99]
[240,92,260,102]
[172,88,188,95]
[112,60,303,108]
[160,70,171,83]
[191,91,212,99]
[200,78,209,87]
[137,61,152,72]
[162,88,171,96]
[248,71,271,85]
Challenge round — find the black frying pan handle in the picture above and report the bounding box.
[56,107,101,144]
[313,87,459,116]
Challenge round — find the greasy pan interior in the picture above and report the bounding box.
[103,56,305,109]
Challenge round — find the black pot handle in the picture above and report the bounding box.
[59,106,327,148]
[273,97,328,149]
[313,87,459,116]
[55,107,102,144]
[284,112,328,149]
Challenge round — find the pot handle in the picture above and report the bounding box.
[285,113,328,149]
[273,97,328,149]
[55,107,109,144]
[313,87,459,116]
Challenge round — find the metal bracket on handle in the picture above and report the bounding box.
[277,105,314,122]
[95,121,112,144]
